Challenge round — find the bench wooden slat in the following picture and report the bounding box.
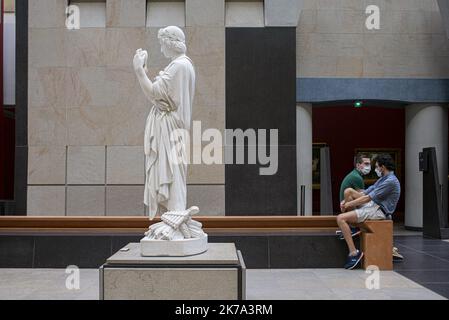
[0,215,339,229]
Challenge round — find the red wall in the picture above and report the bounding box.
[0,0,2,108]
[312,106,405,220]
[0,114,15,200]
[0,0,15,200]
[0,0,4,199]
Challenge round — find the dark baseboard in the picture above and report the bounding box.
[404,225,423,232]
[0,232,355,269]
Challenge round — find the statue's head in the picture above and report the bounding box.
[158,26,186,58]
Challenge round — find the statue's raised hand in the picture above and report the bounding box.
[133,48,148,72]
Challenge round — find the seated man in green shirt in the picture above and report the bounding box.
[336,154,372,239]
[339,154,372,211]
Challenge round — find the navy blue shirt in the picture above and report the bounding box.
[364,172,401,215]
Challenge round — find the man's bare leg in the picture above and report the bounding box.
[343,188,364,203]
[341,188,364,213]
[336,211,359,255]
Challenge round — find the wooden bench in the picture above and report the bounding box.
[357,220,393,270]
[0,215,393,269]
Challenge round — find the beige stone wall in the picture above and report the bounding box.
[297,0,449,78]
[27,0,226,216]
[28,0,449,215]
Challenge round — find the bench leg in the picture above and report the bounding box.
[361,222,393,270]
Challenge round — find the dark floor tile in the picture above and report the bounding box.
[209,236,269,268]
[419,245,449,252]
[394,235,439,241]
[397,270,449,283]
[393,236,449,297]
[391,244,449,261]
[409,244,449,252]
[393,252,449,271]
[419,283,449,299]
[394,236,449,247]
[34,235,111,268]
[0,236,34,268]
[421,251,449,262]
[392,244,420,254]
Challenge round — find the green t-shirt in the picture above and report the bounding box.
[339,169,365,201]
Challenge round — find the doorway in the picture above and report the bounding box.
[312,103,406,221]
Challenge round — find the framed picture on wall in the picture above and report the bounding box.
[312,143,328,189]
[354,148,402,185]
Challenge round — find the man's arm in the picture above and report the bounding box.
[362,184,375,195]
[344,194,371,210]
[367,180,394,204]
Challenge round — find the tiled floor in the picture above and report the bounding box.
[394,236,449,299]
[0,234,447,300]
[246,269,444,300]
[0,267,444,300]
[0,269,99,300]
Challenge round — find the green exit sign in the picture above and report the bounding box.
[354,101,363,108]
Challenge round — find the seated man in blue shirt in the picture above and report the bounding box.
[336,154,401,270]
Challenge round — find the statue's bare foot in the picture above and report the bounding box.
[187,206,200,216]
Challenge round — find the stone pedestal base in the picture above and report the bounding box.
[100,243,246,300]
[140,234,208,257]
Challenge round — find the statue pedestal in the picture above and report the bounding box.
[100,243,246,300]
[140,234,208,257]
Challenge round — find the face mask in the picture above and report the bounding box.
[375,167,382,177]
[360,165,371,175]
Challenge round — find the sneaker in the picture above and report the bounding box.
[344,250,364,270]
[393,247,404,262]
[338,227,361,240]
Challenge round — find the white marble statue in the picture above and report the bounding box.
[133,26,207,253]
[133,26,194,220]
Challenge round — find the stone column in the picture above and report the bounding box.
[296,103,313,215]
[405,104,448,229]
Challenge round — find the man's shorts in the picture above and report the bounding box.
[355,200,386,223]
